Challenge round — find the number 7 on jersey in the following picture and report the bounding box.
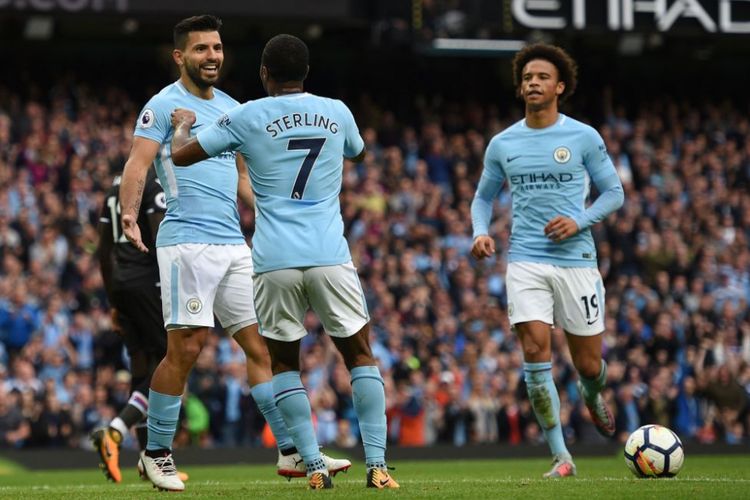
[288,138,326,199]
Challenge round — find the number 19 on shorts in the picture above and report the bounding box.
[580,293,599,325]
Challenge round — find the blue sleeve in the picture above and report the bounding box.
[133,96,171,144]
[573,129,624,230]
[339,101,365,158]
[471,138,506,238]
[196,104,246,157]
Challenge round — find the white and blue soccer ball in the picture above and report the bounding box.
[624,425,684,478]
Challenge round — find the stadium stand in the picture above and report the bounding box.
[0,77,748,451]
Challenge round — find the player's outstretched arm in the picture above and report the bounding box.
[171,108,209,166]
[120,137,160,253]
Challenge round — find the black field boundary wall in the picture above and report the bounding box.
[1,444,746,471]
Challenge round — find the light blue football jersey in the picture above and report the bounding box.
[197,92,365,273]
[133,80,244,247]
[472,114,624,268]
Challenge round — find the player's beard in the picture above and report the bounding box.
[184,59,221,89]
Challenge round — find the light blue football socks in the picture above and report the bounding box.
[250,381,295,452]
[351,365,388,470]
[579,360,608,405]
[524,361,570,458]
[272,371,325,474]
[146,389,181,451]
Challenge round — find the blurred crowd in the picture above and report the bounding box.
[0,79,748,451]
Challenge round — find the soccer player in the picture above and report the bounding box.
[170,34,399,490]
[118,17,349,491]
[95,169,190,484]
[470,43,624,478]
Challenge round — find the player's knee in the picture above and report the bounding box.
[168,341,203,370]
[262,337,301,374]
[185,342,204,363]
[334,339,374,369]
[522,342,547,361]
[574,355,600,379]
[244,343,272,369]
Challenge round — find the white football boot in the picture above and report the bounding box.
[276,450,352,479]
[140,450,185,491]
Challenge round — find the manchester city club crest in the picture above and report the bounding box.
[186,297,203,314]
[553,146,571,164]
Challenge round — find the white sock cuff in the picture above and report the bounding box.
[128,391,149,416]
[109,417,129,437]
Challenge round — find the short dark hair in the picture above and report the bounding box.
[262,34,309,83]
[173,15,222,49]
[512,43,578,103]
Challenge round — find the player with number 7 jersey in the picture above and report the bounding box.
[194,91,363,274]
[171,34,396,490]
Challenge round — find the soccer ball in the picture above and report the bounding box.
[624,425,684,478]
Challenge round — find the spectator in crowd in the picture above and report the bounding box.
[0,283,41,357]
[0,386,31,447]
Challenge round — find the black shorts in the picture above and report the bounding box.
[110,286,167,358]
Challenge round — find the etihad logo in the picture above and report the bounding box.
[510,172,574,191]
[512,0,750,34]
[510,172,573,184]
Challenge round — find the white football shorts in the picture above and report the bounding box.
[505,261,605,336]
[157,243,256,334]
[253,261,369,342]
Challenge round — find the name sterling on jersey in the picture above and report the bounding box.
[265,112,339,138]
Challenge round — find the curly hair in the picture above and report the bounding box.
[512,43,578,103]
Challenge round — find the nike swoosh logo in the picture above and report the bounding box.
[190,124,203,130]
[379,479,390,486]
[506,155,522,163]
[586,319,598,325]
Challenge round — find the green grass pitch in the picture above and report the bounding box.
[1,454,748,499]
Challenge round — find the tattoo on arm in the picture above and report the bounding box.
[130,177,145,215]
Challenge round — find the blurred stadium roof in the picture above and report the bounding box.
[2,1,749,106]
